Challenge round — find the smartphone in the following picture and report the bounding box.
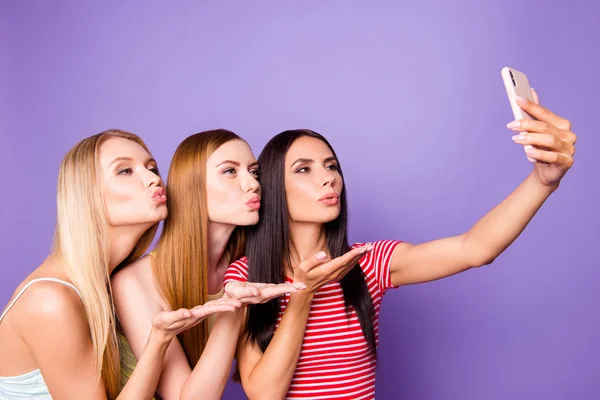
[501,66,536,162]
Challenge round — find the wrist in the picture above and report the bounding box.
[289,290,314,308]
[147,327,172,351]
[528,171,559,195]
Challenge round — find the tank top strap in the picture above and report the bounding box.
[0,278,82,323]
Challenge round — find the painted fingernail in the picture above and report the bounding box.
[511,134,526,142]
[515,96,527,105]
[507,121,520,129]
[252,289,259,296]
[525,145,535,155]
[295,283,307,289]
[316,251,327,260]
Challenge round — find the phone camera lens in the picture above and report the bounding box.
[509,70,517,86]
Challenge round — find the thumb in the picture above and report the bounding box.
[298,251,328,272]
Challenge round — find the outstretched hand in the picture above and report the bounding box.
[151,298,242,341]
[292,244,374,293]
[224,281,307,304]
[508,88,576,188]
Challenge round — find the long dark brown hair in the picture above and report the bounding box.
[244,129,377,355]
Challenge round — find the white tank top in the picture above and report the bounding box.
[0,278,82,400]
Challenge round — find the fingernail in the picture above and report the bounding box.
[252,289,259,296]
[511,134,526,142]
[316,251,327,260]
[515,96,527,105]
[296,283,307,289]
[525,145,535,155]
[507,121,520,129]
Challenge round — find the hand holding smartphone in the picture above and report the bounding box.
[501,66,537,162]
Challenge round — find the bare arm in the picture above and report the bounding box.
[19,283,170,400]
[236,292,313,400]
[389,90,576,287]
[177,309,242,400]
[236,247,371,400]
[179,282,304,400]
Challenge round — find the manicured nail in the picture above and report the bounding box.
[525,145,535,155]
[515,96,527,105]
[507,121,520,129]
[511,134,526,142]
[316,251,327,260]
[295,283,307,289]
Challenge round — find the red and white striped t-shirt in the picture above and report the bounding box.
[224,240,402,400]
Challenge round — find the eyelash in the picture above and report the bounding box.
[296,164,338,173]
[223,168,260,177]
[118,166,160,176]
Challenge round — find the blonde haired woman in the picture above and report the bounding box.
[113,129,304,400]
[0,130,240,399]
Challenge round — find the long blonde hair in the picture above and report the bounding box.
[153,129,246,367]
[52,129,159,399]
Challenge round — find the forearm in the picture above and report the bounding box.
[245,293,313,400]
[464,171,556,265]
[117,329,170,400]
[180,310,244,400]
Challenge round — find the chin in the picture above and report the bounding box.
[299,208,340,224]
[154,208,168,222]
[238,213,260,226]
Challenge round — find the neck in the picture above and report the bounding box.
[207,222,235,273]
[288,220,327,268]
[107,225,149,273]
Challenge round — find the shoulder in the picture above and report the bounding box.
[224,256,249,282]
[231,256,248,266]
[112,254,164,310]
[352,240,404,258]
[14,280,88,340]
[112,254,152,294]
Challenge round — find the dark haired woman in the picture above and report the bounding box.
[225,94,576,399]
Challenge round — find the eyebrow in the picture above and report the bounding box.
[109,156,156,167]
[291,156,337,168]
[216,160,259,168]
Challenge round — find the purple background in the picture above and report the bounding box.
[1,1,598,399]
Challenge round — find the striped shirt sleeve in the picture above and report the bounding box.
[354,240,402,295]
[223,256,249,286]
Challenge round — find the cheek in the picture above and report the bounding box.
[285,178,313,219]
[206,181,238,218]
[103,182,141,223]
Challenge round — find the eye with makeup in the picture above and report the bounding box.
[249,167,260,179]
[117,167,133,176]
[295,165,311,174]
[222,166,237,176]
[116,164,160,176]
[326,162,339,171]
[148,166,160,176]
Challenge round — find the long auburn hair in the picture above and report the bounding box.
[245,129,377,355]
[52,129,159,399]
[152,129,247,367]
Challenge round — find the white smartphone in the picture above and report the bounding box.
[501,66,536,161]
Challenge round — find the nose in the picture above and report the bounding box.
[321,168,336,188]
[244,172,260,194]
[142,168,161,188]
